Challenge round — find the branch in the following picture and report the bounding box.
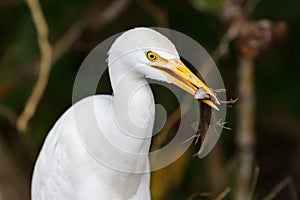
[215,187,231,200]
[16,0,52,133]
[235,56,255,200]
[0,0,131,102]
[4,0,131,132]
[248,165,260,200]
[53,0,131,63]
[262,177,298,200]
[187,192,210,200]
[211,0,262,61]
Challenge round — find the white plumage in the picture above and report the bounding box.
[31,27,219,200]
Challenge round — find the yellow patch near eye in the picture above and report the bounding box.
[146,51,158,61]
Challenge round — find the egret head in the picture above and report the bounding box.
[108,27,219,110]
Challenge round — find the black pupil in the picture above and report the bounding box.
[150,54,155,59]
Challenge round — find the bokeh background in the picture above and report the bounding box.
[0,0,299,199]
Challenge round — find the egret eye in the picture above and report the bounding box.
[146,51,157,61]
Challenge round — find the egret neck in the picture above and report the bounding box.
[109,58,155,157]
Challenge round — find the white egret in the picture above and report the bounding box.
[31,27,219,200]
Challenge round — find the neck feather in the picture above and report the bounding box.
[109,60,155,153]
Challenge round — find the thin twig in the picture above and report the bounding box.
[53,0,131,64]
[16,0,52,133]
[211,0,262,61]
[8,0,131,133]
[0,0,131,102]
[187,192,211,200]
[262,177,298,200]
[215,187,232,200]
[248,165,260,200]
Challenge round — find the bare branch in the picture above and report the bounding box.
[187,192,211,200]
[16,0,52,133]
[187,187,231,200]
[248,165,260,200]
[3,0,131,133]
[262,177,298,200]
[235,56,255,200]
[53,0,131,63]
[211,0,262,61]
[0,0,131,102]
[215,187,231,200]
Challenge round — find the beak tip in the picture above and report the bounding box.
[212,104,220,111]
[202,99,219,111]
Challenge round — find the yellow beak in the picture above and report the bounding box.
[151,58,220,110]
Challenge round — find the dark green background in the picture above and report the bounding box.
[0,0,299,199]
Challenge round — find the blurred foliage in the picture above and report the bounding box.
[0,0,300,199]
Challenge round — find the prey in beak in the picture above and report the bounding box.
[146,51,220,110]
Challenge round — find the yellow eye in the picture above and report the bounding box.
[146,51,157,61]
